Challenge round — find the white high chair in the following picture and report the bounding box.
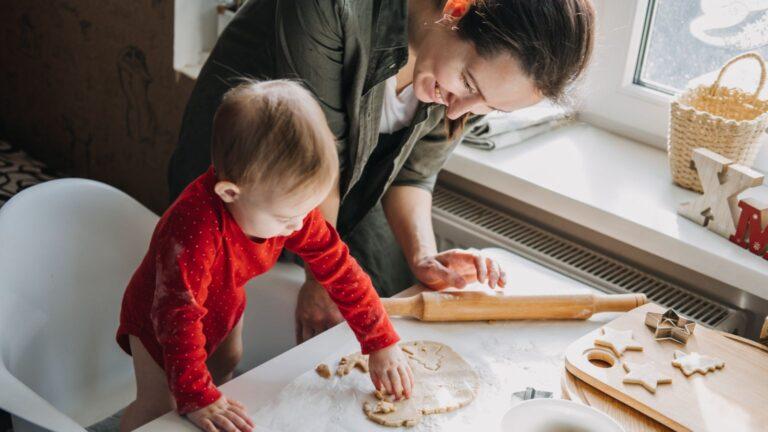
[0,179,158,431]
[0,178,307,431]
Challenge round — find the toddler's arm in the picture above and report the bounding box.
[149,214,222,414]
[285,208,399,353]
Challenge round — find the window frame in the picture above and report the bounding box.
[578,0,768,172]
[578,0,671,149]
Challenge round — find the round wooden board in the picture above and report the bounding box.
[562,368,672,432]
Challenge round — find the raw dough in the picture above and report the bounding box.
[364,400,396,414]
[594,327,643,357]
[622,361,672,393]
[315,363,331,379]
[361,341,479,428]
[672,350,725,376]
[336,352,369,376]
[401,340,443,371]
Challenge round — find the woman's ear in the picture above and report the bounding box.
[214,181,241,203]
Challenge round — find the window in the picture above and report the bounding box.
[636,0,768,95]
[579,0,768,173]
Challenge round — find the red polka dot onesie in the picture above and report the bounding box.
[116,167,399,414]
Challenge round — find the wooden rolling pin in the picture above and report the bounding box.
[381,291,647,322]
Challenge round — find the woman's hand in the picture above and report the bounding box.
[412,249,506,291]
[295,278,344,343]
[187,396,254,432]
[368,344,415,400]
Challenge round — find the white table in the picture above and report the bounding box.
[139,248,621,431]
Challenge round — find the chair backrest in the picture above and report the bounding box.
[0,179,158,428]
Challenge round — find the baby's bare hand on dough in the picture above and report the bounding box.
[187,396,254,432]
[368,344,414,400]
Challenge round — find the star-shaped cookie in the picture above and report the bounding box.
[594,327,643,357]
[671,350,725,376]
[623,361,672,393]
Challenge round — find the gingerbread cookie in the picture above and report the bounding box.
[622,361,672,393]
[594,327,643,357]
[672,350,725,376]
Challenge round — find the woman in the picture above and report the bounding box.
[169,0,594,344]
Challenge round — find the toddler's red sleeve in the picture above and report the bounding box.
[149,204,223,414]
[285,209,399,354]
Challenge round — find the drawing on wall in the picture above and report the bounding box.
[19,14,40,58]
[117,45,158,145]
[63,116,94,176]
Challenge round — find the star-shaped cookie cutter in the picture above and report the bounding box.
[645,309,696,345]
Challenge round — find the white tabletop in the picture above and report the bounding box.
[139,248,621,431]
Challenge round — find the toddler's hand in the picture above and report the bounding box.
[187,396,254,432]
[368,344,415,400]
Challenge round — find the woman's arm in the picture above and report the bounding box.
[381,185,438,268]
[384,117,506,290]
[382,185,506,290]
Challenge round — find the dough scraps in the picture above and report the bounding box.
[336,352,369,376]
[363,400,396,415]
[315,363,331,379]
[672,350,725,376]
[359,340,479,428]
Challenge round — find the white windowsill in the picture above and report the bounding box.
[444,122,768,300]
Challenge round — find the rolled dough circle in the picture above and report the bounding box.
[362,340,479,427]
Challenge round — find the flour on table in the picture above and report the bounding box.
[359,341,479,428]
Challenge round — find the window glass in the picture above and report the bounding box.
[636,0,768,95]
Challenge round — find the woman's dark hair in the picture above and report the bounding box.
[444,0,596,137]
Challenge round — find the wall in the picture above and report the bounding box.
[0,0,196,213]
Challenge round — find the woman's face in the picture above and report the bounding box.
[412,28,543,119]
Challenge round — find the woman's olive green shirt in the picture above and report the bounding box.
[168,0,459,235]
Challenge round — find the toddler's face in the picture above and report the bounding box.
[217,180,331,239]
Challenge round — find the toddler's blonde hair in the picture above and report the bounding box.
[211,79,338,195]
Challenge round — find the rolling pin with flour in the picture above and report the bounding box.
[381,291,647,322]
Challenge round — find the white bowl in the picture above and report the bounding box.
[500,399,625,432]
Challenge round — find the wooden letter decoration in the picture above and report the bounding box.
[729,198,768,260]
[678,148,764,238]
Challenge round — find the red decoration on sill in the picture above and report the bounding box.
[729,198,768,260]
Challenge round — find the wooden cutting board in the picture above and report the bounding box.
[564,303,768,432]
[562,368,672,431]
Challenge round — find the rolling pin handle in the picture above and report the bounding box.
[381,294,425,319]
[594,293,648,312]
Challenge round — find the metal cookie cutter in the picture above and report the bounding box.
[645,309,696,345]
[512,387,553,402]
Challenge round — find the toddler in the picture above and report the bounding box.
[117,80,413,432]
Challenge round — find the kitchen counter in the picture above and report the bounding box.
[139,248,622,431]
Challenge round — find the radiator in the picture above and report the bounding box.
[431,185,748,334]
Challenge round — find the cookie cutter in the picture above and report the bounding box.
[512,387,553,401]
[645,309,696,345]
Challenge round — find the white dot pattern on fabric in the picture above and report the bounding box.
[117,167,399,414]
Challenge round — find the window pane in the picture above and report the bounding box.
[636,0,768,95]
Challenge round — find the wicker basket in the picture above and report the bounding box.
[668,52,768,193]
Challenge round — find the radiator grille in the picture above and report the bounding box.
[432,186,745,332]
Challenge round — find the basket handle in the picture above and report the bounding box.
[710,52,767,100]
